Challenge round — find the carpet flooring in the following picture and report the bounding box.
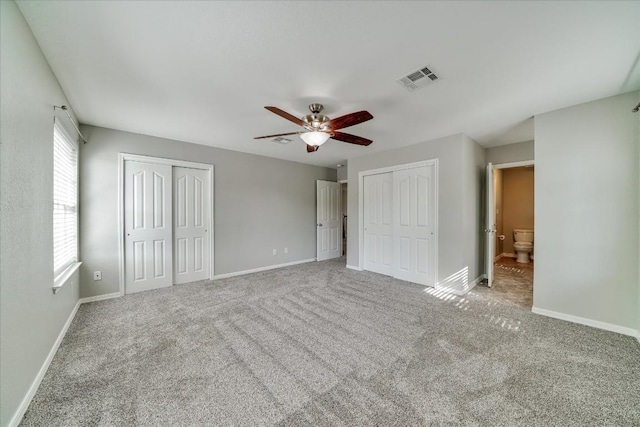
[21,258,640,426]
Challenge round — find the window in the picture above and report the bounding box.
[53,120,79,283]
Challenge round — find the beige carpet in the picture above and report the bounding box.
[21,258,640,426]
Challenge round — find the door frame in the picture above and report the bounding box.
[485,163,496,287]
[357,159,439,282]
[316,180,342,261]
[493,160,535,170]
[338,180,347,257]
[486,159,535,285]
[118,153,215,296]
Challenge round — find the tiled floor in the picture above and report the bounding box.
[472,257,533,309]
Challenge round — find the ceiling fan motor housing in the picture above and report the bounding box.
[303,104,330,131]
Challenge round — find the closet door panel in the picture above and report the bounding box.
[173,167,210,284]
[124,161,173,294]
[393,165,436,286]
[363,173,393,275]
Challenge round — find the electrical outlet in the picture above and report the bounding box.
[93,271,102,281]
[272,249,277,256]
[284,247,288,254]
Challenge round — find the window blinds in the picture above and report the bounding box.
[53,120,78,278]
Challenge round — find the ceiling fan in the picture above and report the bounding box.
[254,103,373,153]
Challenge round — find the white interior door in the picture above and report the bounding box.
[485,163,496,288]
[363,173,394,275]
[124,161,173,294]
[317,180,341,261]
[393,165,436,286]
[173,166,210,284]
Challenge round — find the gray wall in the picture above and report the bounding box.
[534,91,639,330]
[347,134,486,292]
[79,125,336,298]
[486,140,534,164]
[336,163,347,181]
[462,135,487,288]
[0,2,80,425]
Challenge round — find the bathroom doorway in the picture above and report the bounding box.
[478,161,535,309]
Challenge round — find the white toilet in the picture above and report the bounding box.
[513,229,534,263]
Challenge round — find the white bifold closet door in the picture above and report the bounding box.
[392,166,436,285]
[363,164,436,286]
[364,172,393,275]
[173,167,210,284]
[124,161,173,294]
[124,161,211,294]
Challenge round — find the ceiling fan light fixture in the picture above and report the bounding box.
[256,104,373,150]
[300,131,330,147]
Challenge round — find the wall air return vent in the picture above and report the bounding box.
[273,137,293,144]
[396,65,440,92]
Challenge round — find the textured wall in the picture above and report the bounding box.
[79,125,336,298]
[534,91,639,330]
[0,2,80,425]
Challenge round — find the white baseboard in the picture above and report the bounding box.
[494,253,504,262]
[531,307,639,338]
[213,258,316,280]
[79,291,122,304]
[346,264,362,271]
[8,300,81,427]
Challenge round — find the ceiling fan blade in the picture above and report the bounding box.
[306,144,319,153]
[254,131,303,139]
[328,110,373,130]
[331,131,372,146]
[265,106,305,127]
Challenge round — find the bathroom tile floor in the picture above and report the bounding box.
[472,257,533,309]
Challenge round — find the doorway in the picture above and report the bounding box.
[316,180,342,261]
[479,161,534,309]
[119,154,214,295]
[341,181,347,257]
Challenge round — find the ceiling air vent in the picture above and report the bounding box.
[273,137,293,144]
[396,65,440,92]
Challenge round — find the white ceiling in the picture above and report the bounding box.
[17,1,640,168]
